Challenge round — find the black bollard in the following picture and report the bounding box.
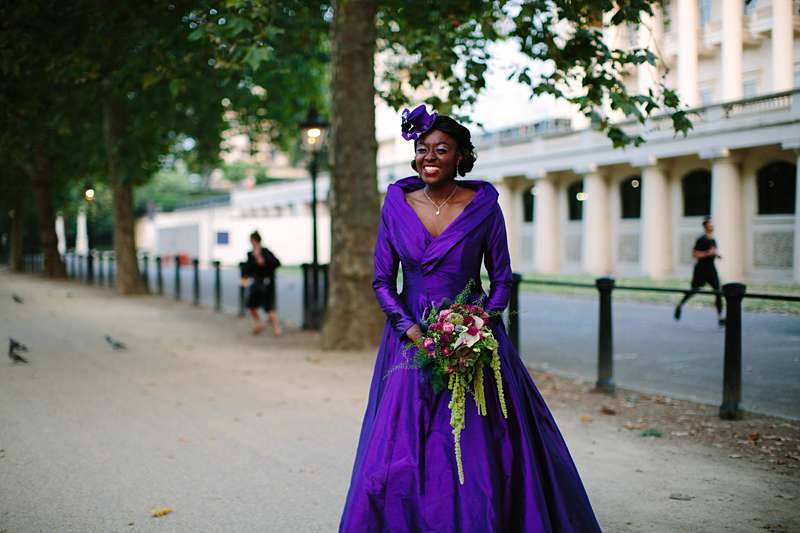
[142,254,150,293]
[301,263,311,329]
[192,258,200,306]
[97,252,105,285]
[174,257,181,301]
[238,261,246,317]
[108,254,115,288]
[509,273,521,351]
[321,263,329,321]
[156,256,163,296]
[87,252,94,284]
[720,283,746,420]
[595,277,615,393]
[213,260,222,312]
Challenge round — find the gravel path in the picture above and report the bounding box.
[1,272,797,532]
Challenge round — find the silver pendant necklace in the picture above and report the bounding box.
[423,184,458,216]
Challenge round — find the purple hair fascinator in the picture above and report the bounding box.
[401,104,438,141]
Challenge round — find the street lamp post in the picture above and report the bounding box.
[299,108,328,330]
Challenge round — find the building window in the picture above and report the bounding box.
[620,176,642,219]
[743,78,758,98]
[794,65,800,88]
[567,180,584,221]
[700,87,714,106]
[682,170,712,216]
[216,231,230,245]
[757,161,797,215]
[743,0,757,16]
[522,186,535,223]
[699,0,712,26]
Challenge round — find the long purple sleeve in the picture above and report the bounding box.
[372,208,416,340]
[483,203,513,313]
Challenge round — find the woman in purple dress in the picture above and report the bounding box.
[339,106,601,532]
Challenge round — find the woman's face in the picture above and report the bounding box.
[414,129,461,187]
[251,238,260,249]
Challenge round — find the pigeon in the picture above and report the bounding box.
[105,335,127,350]
[8,338,28,364]
[12,294,23,304]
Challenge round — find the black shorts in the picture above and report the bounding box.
[246,279,276,311]
[691,264,720,290]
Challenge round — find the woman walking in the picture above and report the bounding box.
[240,231,282,336]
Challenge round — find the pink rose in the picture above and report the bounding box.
[464,315,474,326]
[439,309,452,319]
[442,322,455,334]
[423,337,435,351]
[443,346,450,355]
[467,326,479,336]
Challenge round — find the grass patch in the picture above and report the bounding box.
[515,273,800,315]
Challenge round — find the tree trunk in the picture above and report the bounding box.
[104,97,145,295]
[321,0,385,350]
[29,150,66,278]
[9,187,25,272]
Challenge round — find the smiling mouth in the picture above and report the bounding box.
[423,166,440,175]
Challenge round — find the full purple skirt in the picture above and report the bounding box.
[339,320,602,532]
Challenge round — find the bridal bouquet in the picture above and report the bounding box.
[405,280,508,484]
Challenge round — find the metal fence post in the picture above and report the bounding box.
[321,263,330,323]
[213,260,222,312]
[108,254,115,288]
[97,252,105,285]
[720,283,746,420]
[141,254,149,293]
[238,261,246,317]
[87,251,94,284]
[192,258,200,306]
[156,256,164,296]
[595,277,615,393]
[174,257,181,301]
[77,254,84,281]
[509,273,521,351]
[301,263,311,329]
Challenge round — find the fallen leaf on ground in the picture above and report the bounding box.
[669,493,694,501]
[600,406,616,415]
[151,507,172,518]
[580,415,593,423]
[306,356,321,364]
[624,422,644,430]
[748,432,761,443]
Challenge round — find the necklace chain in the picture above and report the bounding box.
[423,184,458,216]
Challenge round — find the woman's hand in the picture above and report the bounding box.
[239,277,249,288]
[405,324,424,342]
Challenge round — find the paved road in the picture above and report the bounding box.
[86,266,800,419]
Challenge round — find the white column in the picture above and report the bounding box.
[497,177,522,271]
[710,154,744,281]
[640,163,672,279]
[582,170,611,275]
[76,206,89,254]
[638,9,662,96]
[677,0,700,107]
[721,0,743,101]
[793,152,800,283]
[772,0,794,92]
[55,214,66,255]
[534,175,560,274]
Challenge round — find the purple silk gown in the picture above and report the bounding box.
[339,176,601,533]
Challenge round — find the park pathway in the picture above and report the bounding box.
[1,272,798,532]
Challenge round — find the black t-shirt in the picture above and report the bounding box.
[243,248,281,280]
[693,235,717,267]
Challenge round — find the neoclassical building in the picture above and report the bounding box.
[379,0,800,283]
[137,0,799,284]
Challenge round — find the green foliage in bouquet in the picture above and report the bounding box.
[404,279,508,484]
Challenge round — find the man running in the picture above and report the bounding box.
[674,216,725,326]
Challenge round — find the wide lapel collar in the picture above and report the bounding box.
[420,179,497,274]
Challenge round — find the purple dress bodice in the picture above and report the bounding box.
[373,176,511,341]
